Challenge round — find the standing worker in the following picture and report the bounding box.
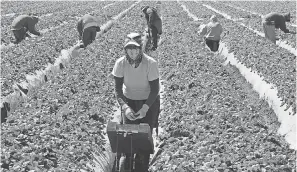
[198,15,223,52]
[141,6,162,51]
[262,12,295,44]
[11,14,41,44]
[77,14,101,48]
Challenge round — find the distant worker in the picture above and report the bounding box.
[262,12,295,44]
[11,14,41,44]
[198,15,223,52]
[141,6,162,51]
[77,14,101,48]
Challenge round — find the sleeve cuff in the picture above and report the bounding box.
[143,104,150,111]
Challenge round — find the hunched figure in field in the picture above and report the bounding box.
[77,14,101,48]
[262,12,295,44]
[198,15,223,52]
[11,14,41,44]
[141,6,162,51]
[112,36,160,171]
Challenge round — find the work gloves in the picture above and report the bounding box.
[123,103,149,121]
[122,103,137,121]
[135,104,149,120]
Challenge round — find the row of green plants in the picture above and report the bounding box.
[149,2,296,171]
[1,1,150,171]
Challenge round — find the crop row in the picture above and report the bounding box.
[1,1,69,16]
[184,1,296,115]
[1,1,114,19]
[1,1,296,171]
[0,1,151,171]
[1,23,77,97]
[223,1,296,25]
[1,1,136,97]
[149,2,296,171]
[203,1,296,48]
[1,2,75,27]
[1,1,115,44]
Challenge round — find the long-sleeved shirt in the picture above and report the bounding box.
[11,15,40,35]
[199,22,223,41]
[144,8,162,34]
[77,14,100,36]
[263,12,289,33]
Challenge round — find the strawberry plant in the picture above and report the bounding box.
[1,1,296,172]
[203,1,296,48]
[149,2,296,171]
[184,1,296,115]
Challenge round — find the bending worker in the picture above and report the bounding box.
[262,12,295,44]
[141,6,162,51]
[77,13,101,48]
[198,15,223,52]
[11,14,41,44]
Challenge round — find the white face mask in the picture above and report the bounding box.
[126,48,140,60]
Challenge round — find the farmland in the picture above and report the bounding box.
[1,1,296,172]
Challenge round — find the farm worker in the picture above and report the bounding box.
[11,14,41,44]
[77,14,101,48]
[141,6,162,51]
[112,37,160,171]
[198,15,223,52]
[262,12,295,44]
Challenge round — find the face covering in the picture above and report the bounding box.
[125,48,142,68]
[126,48,140,60]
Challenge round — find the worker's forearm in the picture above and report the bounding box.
[114,76,127,106]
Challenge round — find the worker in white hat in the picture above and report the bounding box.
[111,36,160,171]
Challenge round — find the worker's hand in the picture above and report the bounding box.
[135,104,149,120]
[73,43,81,50]
[122,104,137,121]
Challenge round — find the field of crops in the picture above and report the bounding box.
[1,1,296,172]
